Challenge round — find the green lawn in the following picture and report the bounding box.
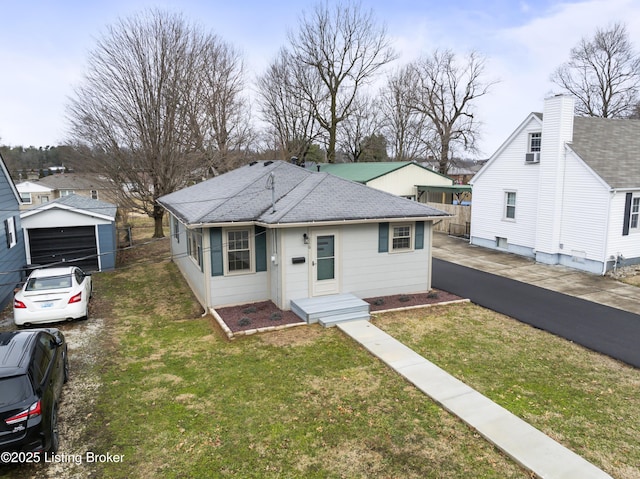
[83,259,531,478]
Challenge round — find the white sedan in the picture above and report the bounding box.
[13,266,93,326]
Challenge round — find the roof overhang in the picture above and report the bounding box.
[186,215,452,229]
[417,185,472,194]
[20,202,115,222]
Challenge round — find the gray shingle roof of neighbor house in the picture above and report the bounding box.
[569,116,640,190]
[158,161,450,226]
[532,112,640,189]
[23,193,117,219]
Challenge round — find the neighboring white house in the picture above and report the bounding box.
[15,181,54,210]
[158,160,450,313]
[470,94,640,274]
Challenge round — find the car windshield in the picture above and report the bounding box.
[0,376,32,406]
[26,274,72,291]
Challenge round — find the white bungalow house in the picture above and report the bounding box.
[470,94,640,274]
[158,160,449,318]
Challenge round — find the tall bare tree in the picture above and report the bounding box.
[287,1,396,162]
[407,49,496,174]
[257,48,322,161]
[379,66,431,161]
[66,9,250,237]
[551,22,640,118]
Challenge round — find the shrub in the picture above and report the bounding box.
[398,295,412,303]
[373,298,385,306]
[270,312,282,321]
[242,306,257,314]
[238,317,252,327]
[427,291,440,299]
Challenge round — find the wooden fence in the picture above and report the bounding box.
[426,202,472,237]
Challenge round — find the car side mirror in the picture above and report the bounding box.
[53,336,64,348]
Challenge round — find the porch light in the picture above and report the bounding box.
[303,233,309,244]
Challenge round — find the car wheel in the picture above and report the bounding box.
[49,405,60,454]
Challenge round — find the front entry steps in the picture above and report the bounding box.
[290,294,370,328]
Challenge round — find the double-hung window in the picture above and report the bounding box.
[504,191,516,220]
[631,197,640,230]
[225,229,253,274]
[20,192,32,204]
[187,229,202,269]
[391,224,413,252]
[529,132,541,152]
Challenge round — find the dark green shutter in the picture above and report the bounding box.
[623,193,632,236]
[255,226,267,272]
[415,221,424,249]
[210,228,223,276]
[378,223,389,253]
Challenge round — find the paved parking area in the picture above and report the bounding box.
[432,233,640,315]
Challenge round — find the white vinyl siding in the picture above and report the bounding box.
[341,223,431,298]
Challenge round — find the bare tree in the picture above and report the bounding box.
[287,1,396,162]
[379,66,431,161]
[257,48,322,161]
[66,9,250,237]
[337,94,384,162]
[551,22,640,118]
[407,49,496,174]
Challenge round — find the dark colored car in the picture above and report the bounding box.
[0,329,68,454]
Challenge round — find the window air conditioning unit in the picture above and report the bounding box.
[525,152,540,163]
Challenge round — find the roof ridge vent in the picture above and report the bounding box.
[264,161,274,167]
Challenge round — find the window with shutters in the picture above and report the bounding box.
[390,224,413,252]
[224,228,254,274]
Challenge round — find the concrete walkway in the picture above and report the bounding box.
[338,319,613,479]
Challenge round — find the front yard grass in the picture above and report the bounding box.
[82,232,638,478]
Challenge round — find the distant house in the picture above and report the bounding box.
[15,181,54,210]
[20,194,118,272]
[17,173,117,207]
[316,161,468,204]
[158,160,449,314]
[470,94,640,274]
[0,153,27,308]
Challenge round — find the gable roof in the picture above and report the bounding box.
[16,181,54,193]
[37,173,112,191]
[317,161,452,183]
[570,116,640,189]
[21,194,117,221]
[158,161,449,226]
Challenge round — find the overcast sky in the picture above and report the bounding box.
[1,0,640,158]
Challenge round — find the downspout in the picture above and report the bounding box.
[202,228,212,316]
[601,190,615,276]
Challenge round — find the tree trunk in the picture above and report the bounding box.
[153,205,165,238]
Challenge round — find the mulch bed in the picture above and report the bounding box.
[215,289,465,334]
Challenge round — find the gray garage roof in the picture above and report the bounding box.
[158,161,449,226]
[22,194,117,220]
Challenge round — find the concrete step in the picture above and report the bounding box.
[319,311,370,328]
[291,294,370,324]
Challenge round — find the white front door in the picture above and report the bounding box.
[310,229,340,296]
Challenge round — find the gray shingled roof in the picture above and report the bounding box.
[26,194,117,219]
[569,116,640,189]
[158,161,449,225]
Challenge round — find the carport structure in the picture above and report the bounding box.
[20,194,117,272]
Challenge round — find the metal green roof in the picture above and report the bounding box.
[317,162,452,183]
